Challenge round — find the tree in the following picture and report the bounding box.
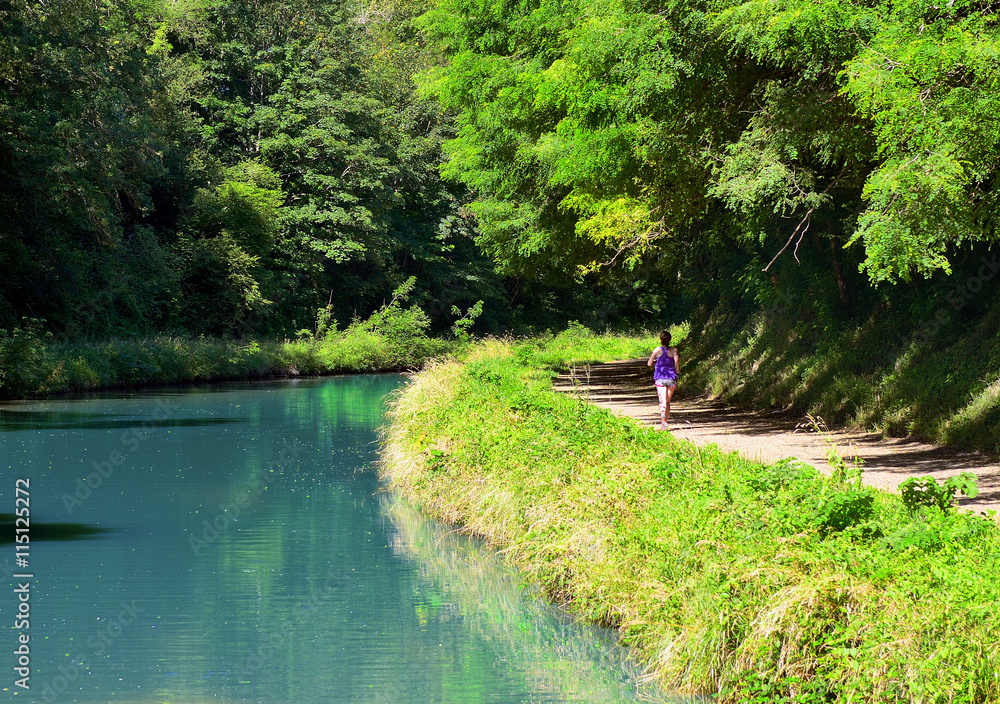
[417,0,1000,294]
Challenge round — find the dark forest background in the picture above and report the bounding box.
[0,0,663,339]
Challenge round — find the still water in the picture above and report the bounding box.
[1,376,680,703]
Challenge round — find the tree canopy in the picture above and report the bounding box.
[417,0,1000,290]
[1,0,512,336]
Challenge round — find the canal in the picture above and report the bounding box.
[1,376,681,703]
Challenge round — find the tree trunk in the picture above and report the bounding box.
[830,237,850,307]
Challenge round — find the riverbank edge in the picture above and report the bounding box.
[0,333,453,401]
[380,337,1000,703]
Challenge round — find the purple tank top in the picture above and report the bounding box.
[654,347,677,380]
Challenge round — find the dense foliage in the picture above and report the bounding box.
[418,0,1000,296]
[0,0,508,337]
[8,0,1000,340]
[0,278,450,398]
[6,0,1000,424]
[408,0,1000,450]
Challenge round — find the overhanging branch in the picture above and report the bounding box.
[762,167,847,273]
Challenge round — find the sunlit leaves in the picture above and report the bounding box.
[843,3,1000,281]
[849,153,970,280]
[422,0,1000,286]
[562,194,662,272]
[420,0,687,275]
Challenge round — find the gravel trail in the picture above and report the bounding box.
[553,359,1000,514]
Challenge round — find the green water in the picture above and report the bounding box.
[1,376,682,703]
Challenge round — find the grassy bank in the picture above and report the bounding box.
[0,334,450,400]
[681,284,1000,456]
[0,287,452,399]
[382,331,1000,703]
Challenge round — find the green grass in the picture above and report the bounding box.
[505,320,669,369]
[0,324,452,399]
[0,290,454,398]
[382,330,1000,703]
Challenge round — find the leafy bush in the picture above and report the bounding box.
[900,473,979,513]
[813,489,877,534]
[0,319,54,396]
[312,277,442,370]
[882,509,995,552]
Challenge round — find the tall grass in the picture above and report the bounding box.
[382,331,1000,703]
[0,291,452,399]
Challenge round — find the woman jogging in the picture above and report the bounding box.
[647,330,679,431]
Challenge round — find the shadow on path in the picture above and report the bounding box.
[554,359,1000,514]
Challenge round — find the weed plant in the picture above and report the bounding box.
[383,331,1000,703]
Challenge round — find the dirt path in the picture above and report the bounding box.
[553,359,1000,514]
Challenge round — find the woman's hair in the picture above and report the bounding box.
[659,330,672,346]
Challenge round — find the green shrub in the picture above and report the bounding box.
[900,473,979,513]
[0,319,54,396]
[882,510,995,552]
[813,489,877,534]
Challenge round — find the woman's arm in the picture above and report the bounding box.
[672,347,680,373]
[647,348,661,367]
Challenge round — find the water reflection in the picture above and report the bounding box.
[0,408,243,431]
[385,498,685,703]
[0,514,110,543]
